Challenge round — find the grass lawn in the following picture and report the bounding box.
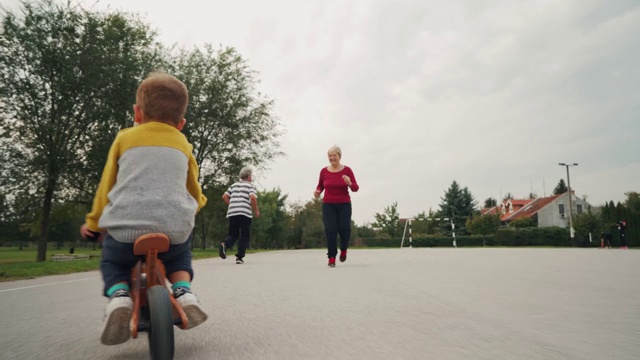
[0,246,245,282]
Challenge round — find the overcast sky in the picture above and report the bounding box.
[6,0,639,225]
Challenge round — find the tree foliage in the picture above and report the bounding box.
[0,0,157,260]
[572,210,602,241]
[466,213,500,246]
[372,202,401,237]
[170,45,283,189]
[411,209,439,235]
[439,181,478,230]
[553,179,568,195]
[483,198,497,208]
[510,217,535,228]
[287,198,324,249]
[251,188,288,249]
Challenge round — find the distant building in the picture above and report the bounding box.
[481,191,591,228]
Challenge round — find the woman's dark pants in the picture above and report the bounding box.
[322,202,352,258]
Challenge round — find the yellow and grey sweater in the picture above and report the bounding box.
[85,121,207,244]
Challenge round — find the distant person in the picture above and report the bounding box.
[606,232,613,248]
[616,221,627,249]
[314,145,359,267]
[219,167,260,264]
[600,232,612,249]
[80,72,208,345]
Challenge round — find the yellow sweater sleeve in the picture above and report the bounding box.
[187,151,208,212]
[85,138,120,232]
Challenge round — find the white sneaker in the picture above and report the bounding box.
[175,289,208,329]
[101,290,133,345]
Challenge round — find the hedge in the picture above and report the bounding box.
[359,227,573,247]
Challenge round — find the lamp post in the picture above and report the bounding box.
[558,163,578,239]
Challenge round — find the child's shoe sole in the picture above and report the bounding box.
[183,305,208,329]
[101,306,132,345]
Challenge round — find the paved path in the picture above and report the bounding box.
[1,248,639,360]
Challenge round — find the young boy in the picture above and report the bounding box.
[218,167,260,264]
[80,72,208,345]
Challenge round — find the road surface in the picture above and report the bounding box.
[1,248,639,359]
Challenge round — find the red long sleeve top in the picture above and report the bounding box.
[316,166,359,203]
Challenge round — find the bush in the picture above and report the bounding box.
[360,226,573,247]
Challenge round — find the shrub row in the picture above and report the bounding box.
[360,227,574,247]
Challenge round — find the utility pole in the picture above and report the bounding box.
[558,163,578,240]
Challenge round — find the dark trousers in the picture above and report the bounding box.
[224,215,252,259]
[100,233,193,297]
[322,202,352,258]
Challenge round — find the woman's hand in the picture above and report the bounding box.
[342,175,352,186]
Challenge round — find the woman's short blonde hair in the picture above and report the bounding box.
[327,145,342,158]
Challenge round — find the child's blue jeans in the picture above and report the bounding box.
[100,233,194,297]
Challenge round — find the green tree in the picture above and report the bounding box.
[553,179,568,195]
[354,223,375,239]
[170,45,283,189]
[0,0,157,261]
[439,181,478,231]
[466,213,501,246]
[624,192,640,214]
[483,198,497,208]
[169,46,284,249]
[411,209,439,235]
[287,198,324,249]
[252,188,288,249]
[372,202,401,237]
[195,184,228,249]
[573,209,603,243]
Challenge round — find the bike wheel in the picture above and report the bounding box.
[147,285,175,360]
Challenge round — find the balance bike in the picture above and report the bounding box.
[130,233,189,360]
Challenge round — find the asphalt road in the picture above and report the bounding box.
[1,248,639,360]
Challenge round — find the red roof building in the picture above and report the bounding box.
[481,192,591,228]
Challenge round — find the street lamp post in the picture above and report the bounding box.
[558,163,578,239]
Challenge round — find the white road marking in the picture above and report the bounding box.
[0,277,97,293]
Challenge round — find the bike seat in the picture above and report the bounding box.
[133,233,170,255]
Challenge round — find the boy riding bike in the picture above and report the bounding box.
[80,72,208,345]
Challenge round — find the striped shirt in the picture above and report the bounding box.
[225,181,257,218]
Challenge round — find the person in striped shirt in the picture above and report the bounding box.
[219,167,260,264]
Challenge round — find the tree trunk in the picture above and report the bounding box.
[198,214,205,251]
[36,176,56,262]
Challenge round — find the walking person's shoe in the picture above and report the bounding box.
[235,257,244,264]
[339,250,347,262]
[218,242,226,259]
[328,257,336,267]
[174,287,208,329]
[101,289,133,345]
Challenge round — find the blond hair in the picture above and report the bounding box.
[328,145,342,158]
[136,72,188,125]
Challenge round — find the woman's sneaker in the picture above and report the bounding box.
[174,288,208,329]
[328,257,336,267]
[101,289,133,345]
[218,242,226,259]
[235,258,244,264]
[339,250,347,262]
